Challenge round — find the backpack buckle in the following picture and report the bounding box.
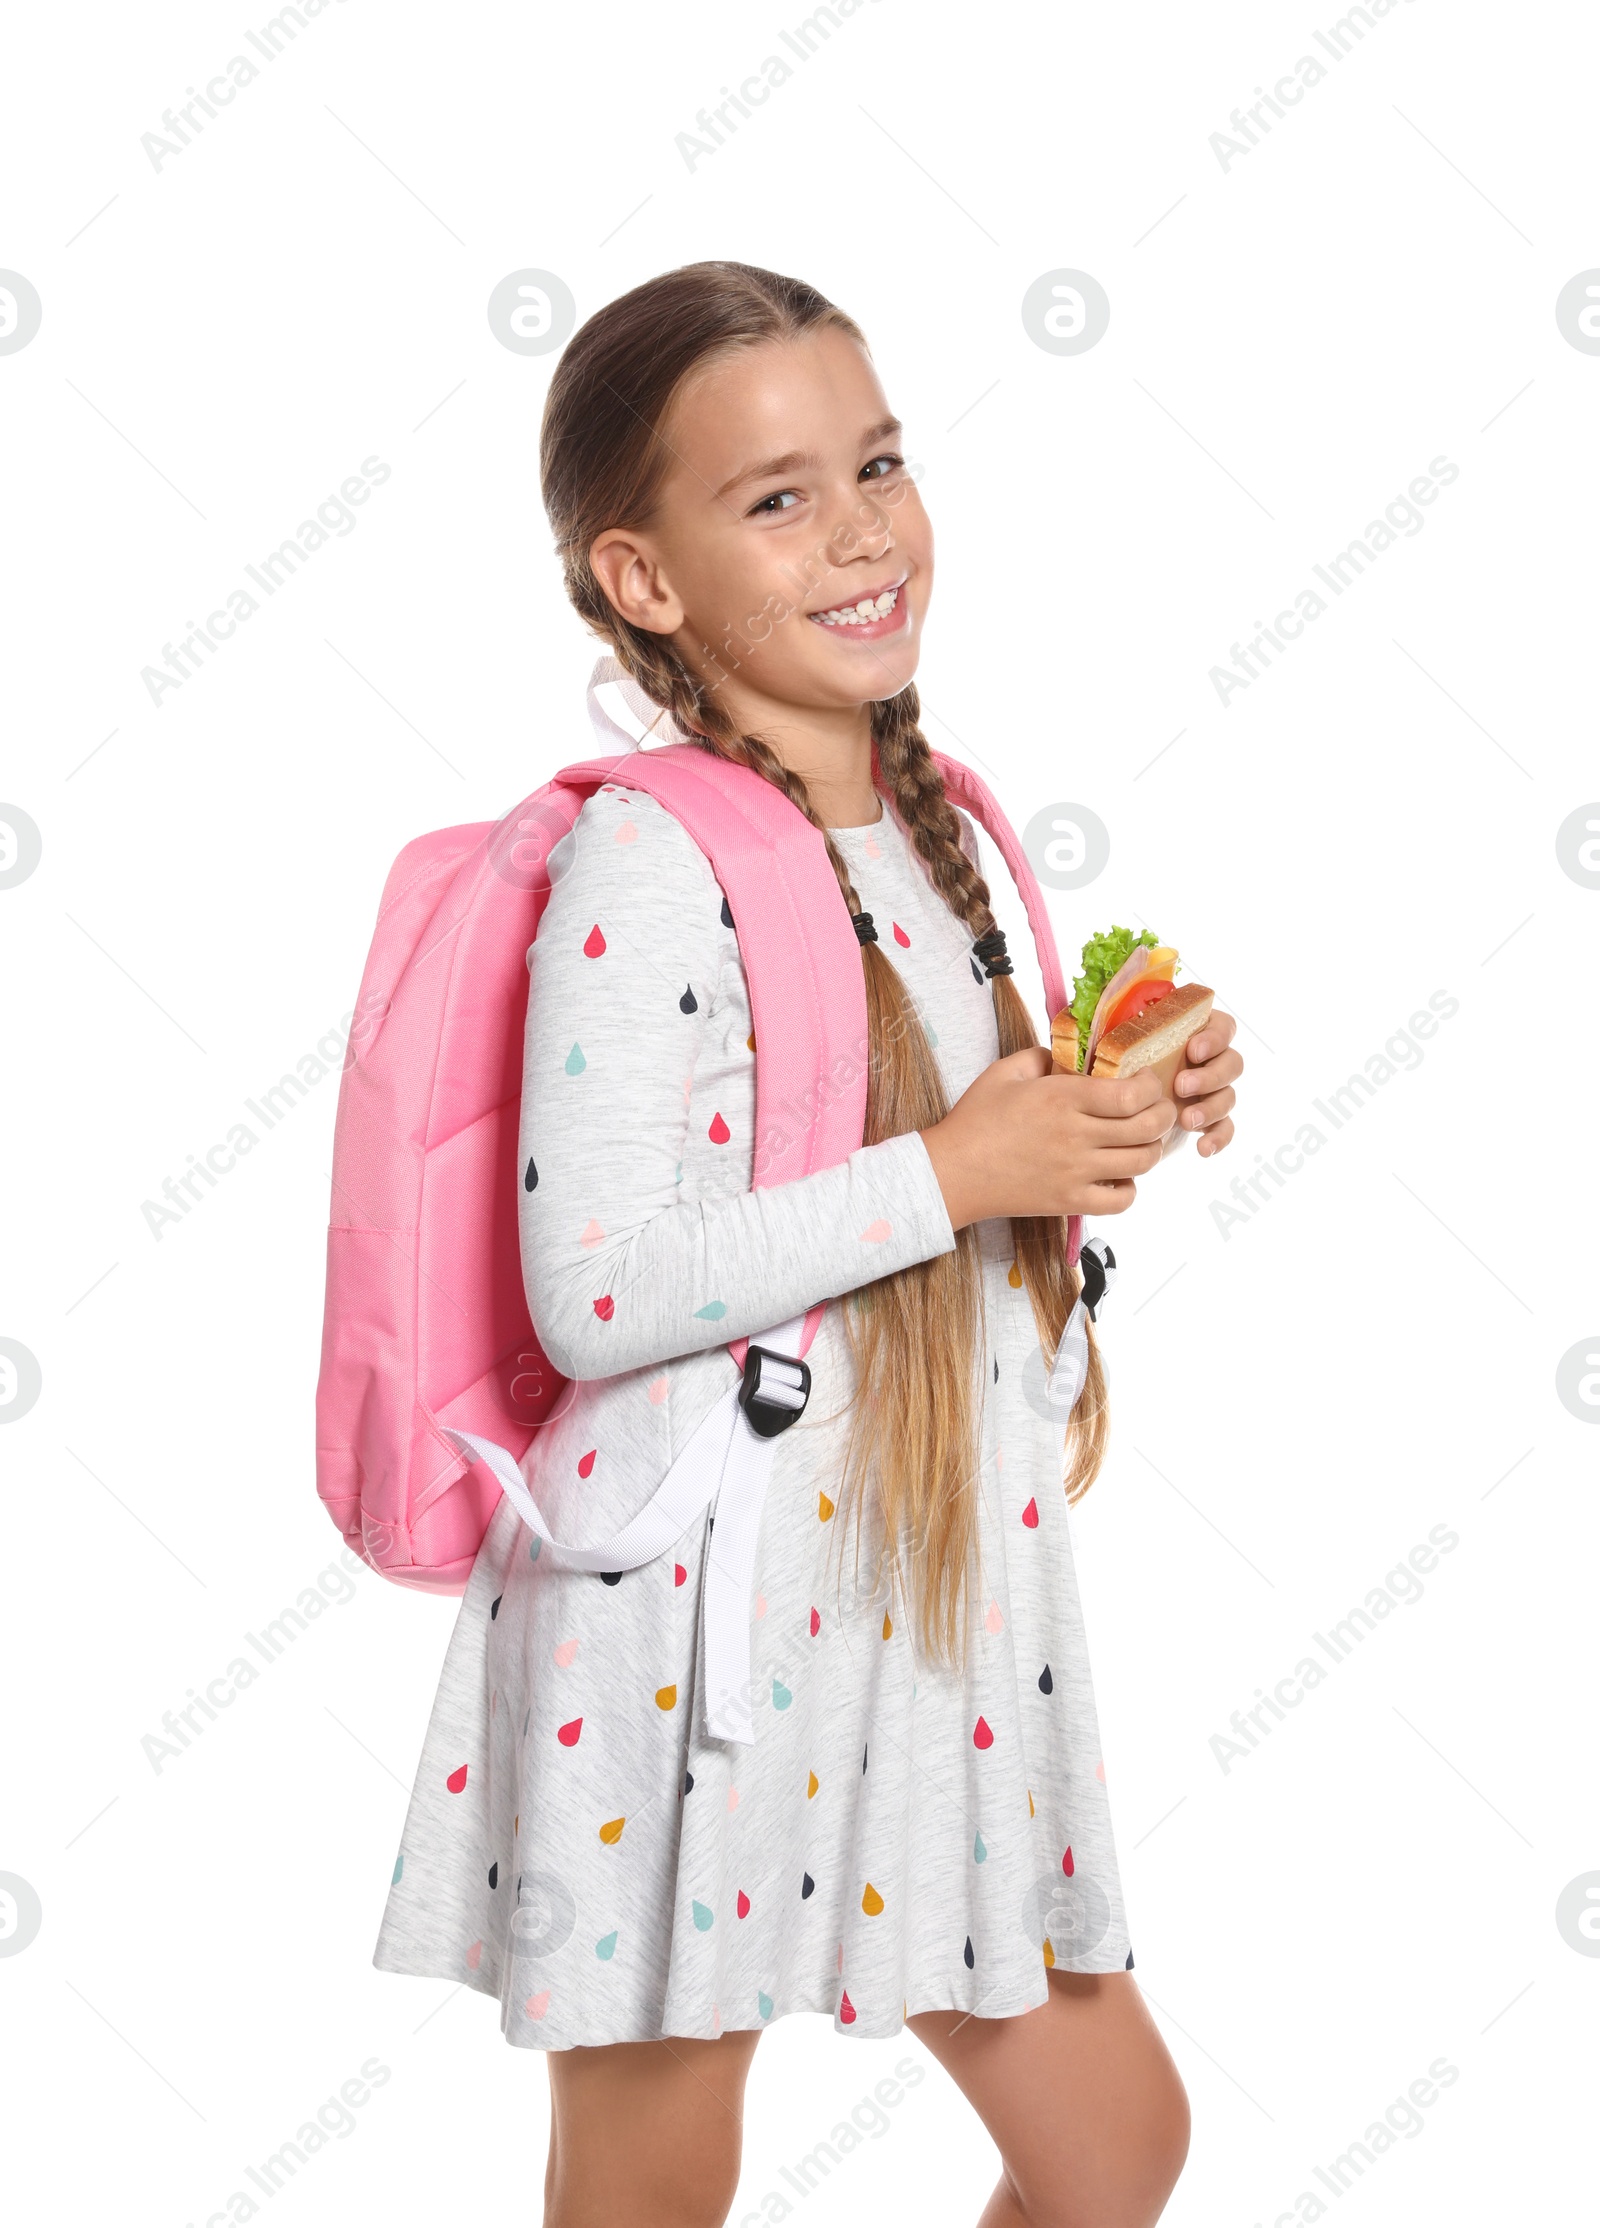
[737,1344,811,1438]
[1078,1238,1116,1322]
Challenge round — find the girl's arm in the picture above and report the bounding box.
[518,786,957,1380]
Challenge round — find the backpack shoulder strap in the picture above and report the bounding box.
[927,751,1067,1021]
[561,659,869,1186]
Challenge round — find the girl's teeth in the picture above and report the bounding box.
[819,587,900,626]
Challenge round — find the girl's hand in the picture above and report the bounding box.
[1173,1008,1243,1159]
[919,1047,1177,1231]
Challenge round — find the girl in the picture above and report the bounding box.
[374,262,1242,2228]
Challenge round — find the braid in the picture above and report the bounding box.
[870,686,1000,940]
[869,684,1109,1508]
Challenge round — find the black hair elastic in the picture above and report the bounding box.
[851,910,879,947]
[971,926,1013,979]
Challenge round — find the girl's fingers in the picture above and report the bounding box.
[1084,1142,1168,1181]
[1196,1116,1235,1159]
[1182,1009,1237,1066]
[1179,1085,1236,1131]
[1071,1105,1178,1150]
[1174,1045,1243,1098]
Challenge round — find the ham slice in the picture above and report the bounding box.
[1084,947,1154,1074]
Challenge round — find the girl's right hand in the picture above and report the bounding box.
[919,1046,1176,1231]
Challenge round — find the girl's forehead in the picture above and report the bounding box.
[664,328,890,467]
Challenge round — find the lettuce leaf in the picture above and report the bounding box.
[1067,926,1159,1070]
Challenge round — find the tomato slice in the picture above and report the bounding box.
[1104,976,1174,1034]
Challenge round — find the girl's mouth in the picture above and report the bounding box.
[807,577,910,640]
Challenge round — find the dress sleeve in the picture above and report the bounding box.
[518,786,958,1380]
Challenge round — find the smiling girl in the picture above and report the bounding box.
[374,262,1241,2228]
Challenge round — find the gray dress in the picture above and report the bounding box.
[372,777,1132,2049]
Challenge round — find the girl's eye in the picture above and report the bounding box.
[748,488,801,516]
[860,453,904,482]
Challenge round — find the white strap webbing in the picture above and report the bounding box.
[698,1313,804,1745]
[443,1312,807,1750]
[1046,1237,1117,1412]
[443,1384,740,1574]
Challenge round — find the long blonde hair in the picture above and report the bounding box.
[540,261,1106,1669]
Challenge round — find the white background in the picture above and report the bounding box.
[2,1,1596,2222]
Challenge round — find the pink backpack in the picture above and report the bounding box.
[315,660,1079,1598]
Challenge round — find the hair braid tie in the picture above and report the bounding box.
[971,926,1012,978]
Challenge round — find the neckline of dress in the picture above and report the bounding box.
[828,799,893,838]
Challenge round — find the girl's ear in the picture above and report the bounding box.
[589,528,685,638]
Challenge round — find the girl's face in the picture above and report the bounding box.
[591,325,933,720]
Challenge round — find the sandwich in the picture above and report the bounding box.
[1050,926,1214,1096]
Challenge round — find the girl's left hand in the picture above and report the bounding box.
[1173,1008,1242,1158]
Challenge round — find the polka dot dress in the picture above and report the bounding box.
[372,781,1132,2048]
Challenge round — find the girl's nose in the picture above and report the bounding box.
[826,491,895,568]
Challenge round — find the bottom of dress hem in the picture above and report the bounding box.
[371,1946,1135,2051]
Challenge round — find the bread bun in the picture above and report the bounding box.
[1049,1007,1081,1073]
[1090,981,1214,1095]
